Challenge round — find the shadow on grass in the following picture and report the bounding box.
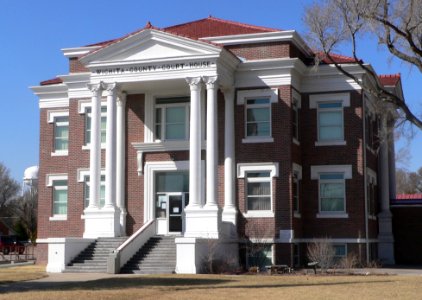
[0,275,395,294]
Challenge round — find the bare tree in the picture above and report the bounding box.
[8,189,38,243]
[0,163,20,217]
[307,238,336,272]
[396,167,422,193]
[304,0,422,129]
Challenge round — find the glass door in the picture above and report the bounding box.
[168,194,183,233]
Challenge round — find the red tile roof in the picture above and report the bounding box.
[316,52,360,64]
[396,194,422,200]
[40,77,63,86]
[164,16,280,39]
[379,73,401,86]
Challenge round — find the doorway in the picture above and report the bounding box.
[155,171,189,235]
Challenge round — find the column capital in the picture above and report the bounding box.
[202,76,218,89]
[186,77,203,91]
[87,82,103,95]
[103,82,119,97]
[117,91,127,106]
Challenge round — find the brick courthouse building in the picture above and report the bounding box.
[32,17,402,273]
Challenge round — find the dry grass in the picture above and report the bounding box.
[0,264,47,284]
[1,270,422,299]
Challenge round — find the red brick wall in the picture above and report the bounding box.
[227,42,290,60]
[299,90,366,239]
[69,58,89,73]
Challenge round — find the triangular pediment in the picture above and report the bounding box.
[80,29,222,65]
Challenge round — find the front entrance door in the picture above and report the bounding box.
[156,193,188,234]
[155,170,189,235]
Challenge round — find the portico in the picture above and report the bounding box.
[80,28,239,250]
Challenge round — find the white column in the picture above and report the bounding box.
[186,77,203,208]
[104,83,117,209]
[204,76,218,207]
[222,88,236,212]
[116,92,127,235]
[378,114,395,264]
[87,83,103,209]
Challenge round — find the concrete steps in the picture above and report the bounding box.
[64,237,127,273]
[120,236,176,274]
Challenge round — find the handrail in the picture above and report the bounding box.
[108,219,156,273]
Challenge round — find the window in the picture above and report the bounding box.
[318,102,343,141]
[292,90,301,142]
[247,244,272,268]
[293,244,300,267]
[155,97,190,141]
[367,169,377,217]
[310,93,349,146]
[85,107,107,145]
[83,175,106,208]
[333,244,347,261]
[319,173,345,213]
[311,165,351,218]
[53,180,68,216]
[246,171,271,211]
[245,98,271,138]
[293,172,299,214]
[54,116,69,152]
[238,163,278,218]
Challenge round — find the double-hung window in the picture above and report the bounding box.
[333,244,347,261]
[246,171,272,211]
[155,97,190,141]
[310,93,349,146]
[83,175,106,208]
[245,98,271,138]
[48,110,69,156]
[47,174,68,220]
[54,116,69,152]
[318,102,343,141]
[292,163,302,217]
[237,89,278,143]
[238,162,278,218]
[311,165,352,218]
[85,107,107,145]
[319,173,345,213]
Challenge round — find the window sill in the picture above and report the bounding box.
[294,212,301,218]
[293,138,300,146]
[51,151,68,156]
[49,215,67,221]
[242,137,274,144]
[315,140,347,146]
[316,213,349,218]
[243,211,274,218]
[82,143,106,150]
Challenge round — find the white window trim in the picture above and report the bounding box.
[311,165,352,218]
[293,163,302,218]
[310,93,349,146]
[78,100,107,150]
[48,110,69,156]
[47,174,68,221]
[77,168,106,209]
[238,162,278,218]
[292,90,301,145]
[238,89,277,144]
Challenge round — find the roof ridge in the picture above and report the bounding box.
[164,16,281,32]
[379,73,401,78]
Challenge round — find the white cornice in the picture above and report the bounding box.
[61,46,101,58]
[30,84,69,108]
[60,73,91,99]
[201,30,312,56]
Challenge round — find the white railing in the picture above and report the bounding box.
[108,219,156,273]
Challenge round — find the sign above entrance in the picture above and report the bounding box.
[94,61,215,75]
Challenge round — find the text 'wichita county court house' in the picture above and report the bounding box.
[31,16,402,273]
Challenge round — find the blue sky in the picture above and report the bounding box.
[0,0,420,181]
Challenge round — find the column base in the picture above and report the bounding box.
[222,207,237,239]
[82,207,121,238]
[184,206,220,238]
[175,237,239,274]
[378,210,395,265]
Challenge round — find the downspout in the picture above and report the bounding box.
[362,94,370,265]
